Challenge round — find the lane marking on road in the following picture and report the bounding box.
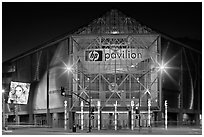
[192,128,201,131]
[3,130,13,133]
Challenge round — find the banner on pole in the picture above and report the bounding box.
[8,81,31,104]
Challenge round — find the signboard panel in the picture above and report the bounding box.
[72,35,158,74]
[85,48,145,62]
[8,81,30,104]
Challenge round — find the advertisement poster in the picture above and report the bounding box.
[8,81,30,104]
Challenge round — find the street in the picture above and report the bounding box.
[2,126,202,135]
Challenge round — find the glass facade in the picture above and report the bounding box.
[71,35,161,111]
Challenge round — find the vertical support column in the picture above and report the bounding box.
[114,101,117,131]
[139,82,141,128]
[179,49,183,125]
[66,96,70,130]
[158,36,162,111]
[147,99,151,127]
[46,50,50,127]
[97,100,101,130]
[29,56,34,125]
[14,60,19,125]
[64,100,67,130]
[68,37,72,130]
[88,98,91,132]
[99,75,105,102]
[129,75,132,99]
[164,100,168,130]
[2,92,5,129]
[131,100,134,130]
[15,105,19,125]
[197,56,201,126]
[81,101,83,130]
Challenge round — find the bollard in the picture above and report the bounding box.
[73,125,76,132]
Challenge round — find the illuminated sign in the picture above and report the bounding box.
[8,81,30,104]
[85,49,144,62]
[104,49,142,61]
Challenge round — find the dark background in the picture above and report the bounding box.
[2,2,202,62]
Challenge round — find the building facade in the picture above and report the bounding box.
[2,10,201,129]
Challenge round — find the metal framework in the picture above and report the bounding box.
[74,9,155,35]
[68,34,161,112]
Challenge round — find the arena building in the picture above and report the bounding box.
[2,9,202,130]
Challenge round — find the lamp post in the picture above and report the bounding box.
[131,60,167,130]
[77,74,92,132]
[66,66,92,132]
[65,66,73,131]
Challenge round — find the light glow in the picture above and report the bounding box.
[158,61,167,73]
[160,65,165,70]
[153,51,181,87]
[66,66,72,72]
[55,58,75,79]
[111,31,119,34]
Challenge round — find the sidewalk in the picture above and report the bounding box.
[3,126,202,135]
[13,127,203,133]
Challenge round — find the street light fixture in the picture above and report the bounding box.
[66,66,72,72]
[160,65,165,71]
[157,61,168,74]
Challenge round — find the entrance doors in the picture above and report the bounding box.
[75,111,153,130]
[101,112,128,129]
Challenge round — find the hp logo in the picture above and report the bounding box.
[85,50,102,61]
[89,51,99,61]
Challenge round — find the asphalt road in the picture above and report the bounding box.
[2,127,202,135]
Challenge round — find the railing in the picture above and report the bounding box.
[151,121,200,128]
[7,121,49,128]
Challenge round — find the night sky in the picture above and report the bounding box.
[2,2,202,62]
